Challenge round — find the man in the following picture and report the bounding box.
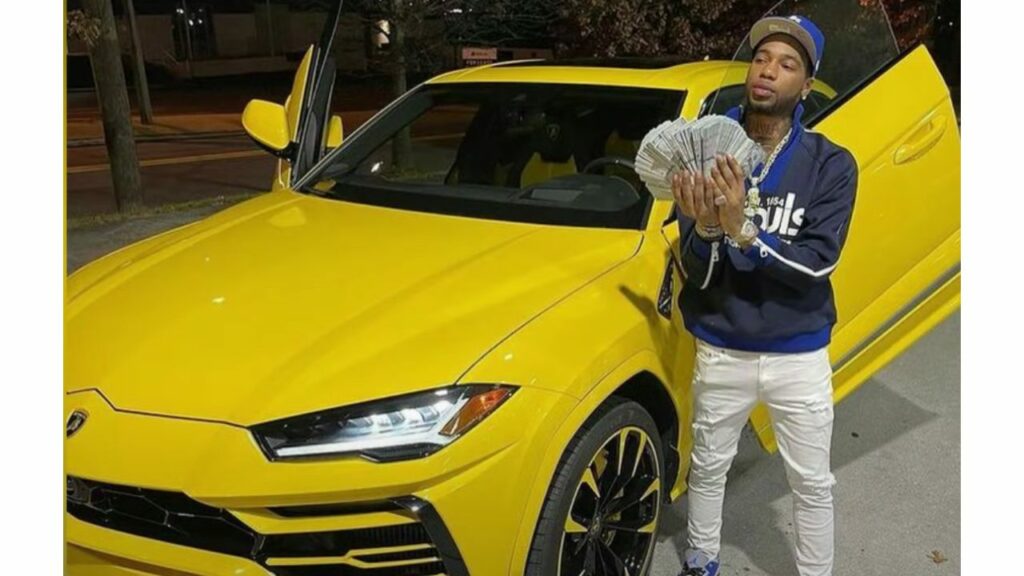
[670,15,858,576]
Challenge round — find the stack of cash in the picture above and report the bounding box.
[634,115,765,200]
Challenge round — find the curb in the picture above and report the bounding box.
[68,130,248,148]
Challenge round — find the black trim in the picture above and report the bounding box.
[322,180,650,230]
[247,137,295,160]
[663,427,680,505]
[393,497,470,576]
[66,477,259,559]
[255,523,433,559]
[270,566,445,576]
[67,476,467,575]
[270,500,406,518]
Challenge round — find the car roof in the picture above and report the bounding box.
[426,59,748,93]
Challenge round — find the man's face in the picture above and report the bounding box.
[745,35,814,117]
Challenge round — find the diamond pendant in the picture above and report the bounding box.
[744,186,760,217]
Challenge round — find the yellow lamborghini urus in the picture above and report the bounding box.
[65,2,959,575]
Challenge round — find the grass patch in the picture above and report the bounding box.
[67,193,263,230]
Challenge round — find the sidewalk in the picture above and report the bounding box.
[67,113,244,144]
[67,201,244,273]
[66,109,379,146]
[67,74,394,144]
[65,108,379,219]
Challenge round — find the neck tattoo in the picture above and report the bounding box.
[743,112,794,218]
[744,112,792,154]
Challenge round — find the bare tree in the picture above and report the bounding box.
[555,0,776,60]
[71,1,143,213]
[557,0,937,60]
[444,0,557,47]
[348,0,557,168]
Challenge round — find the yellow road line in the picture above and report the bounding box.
[67,150,265,175]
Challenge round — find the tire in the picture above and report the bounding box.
[525,397,665,576]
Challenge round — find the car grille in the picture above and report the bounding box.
[67,476,466,576]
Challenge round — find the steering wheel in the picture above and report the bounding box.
[583,156,635,174]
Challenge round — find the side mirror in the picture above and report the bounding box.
[327,115,344,149]
[242,99,292,158]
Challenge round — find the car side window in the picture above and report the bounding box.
[699,85,746,118]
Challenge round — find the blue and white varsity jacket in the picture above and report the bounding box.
[677,103,858,353]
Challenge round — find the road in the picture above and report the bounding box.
[66,204,960,575]
[67,134,275,217]
[66,107,475,217]
[66,73,392,218]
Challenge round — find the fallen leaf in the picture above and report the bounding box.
[928,550,948,564]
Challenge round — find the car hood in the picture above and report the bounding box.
[66,192,641,425]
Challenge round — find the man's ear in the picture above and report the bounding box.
[801,78,814,100]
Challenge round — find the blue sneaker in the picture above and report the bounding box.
[680,549,720,576]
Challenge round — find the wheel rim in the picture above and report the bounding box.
[558,426,661,576]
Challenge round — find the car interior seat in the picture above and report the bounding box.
[518,115,578,188]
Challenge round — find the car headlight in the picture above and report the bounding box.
[251,385,516,462]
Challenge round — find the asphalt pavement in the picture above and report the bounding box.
[651,315,960,575]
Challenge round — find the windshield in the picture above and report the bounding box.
[304,83,685,229]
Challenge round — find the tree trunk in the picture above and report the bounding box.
[84,0,143,213]
[390,16,412,172]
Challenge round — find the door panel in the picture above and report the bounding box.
[285,46,315,143]
[815,45,959,366]
[748,45,960,450]
[271,2,341,188]
[272,46,316,189]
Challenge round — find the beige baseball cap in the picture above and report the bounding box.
[749,15,824,76]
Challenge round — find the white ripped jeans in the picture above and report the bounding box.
[686,339,836,576]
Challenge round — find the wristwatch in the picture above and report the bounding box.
[733,219,760,248]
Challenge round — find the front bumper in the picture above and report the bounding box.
[65,386,577,575]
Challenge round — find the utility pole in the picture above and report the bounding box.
[266,0,276,57]
[182,0,195,78]
[123,0,153,124]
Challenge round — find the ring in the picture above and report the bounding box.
[714,195,727,206]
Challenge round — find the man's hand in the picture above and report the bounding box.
[709,154,748,238]
[672,170,719,228]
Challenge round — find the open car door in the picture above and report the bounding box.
[708,0,960,451]
[242,1,343,189]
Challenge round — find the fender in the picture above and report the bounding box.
[505,348,685,575]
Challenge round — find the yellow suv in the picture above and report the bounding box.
[65,2,959,575]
